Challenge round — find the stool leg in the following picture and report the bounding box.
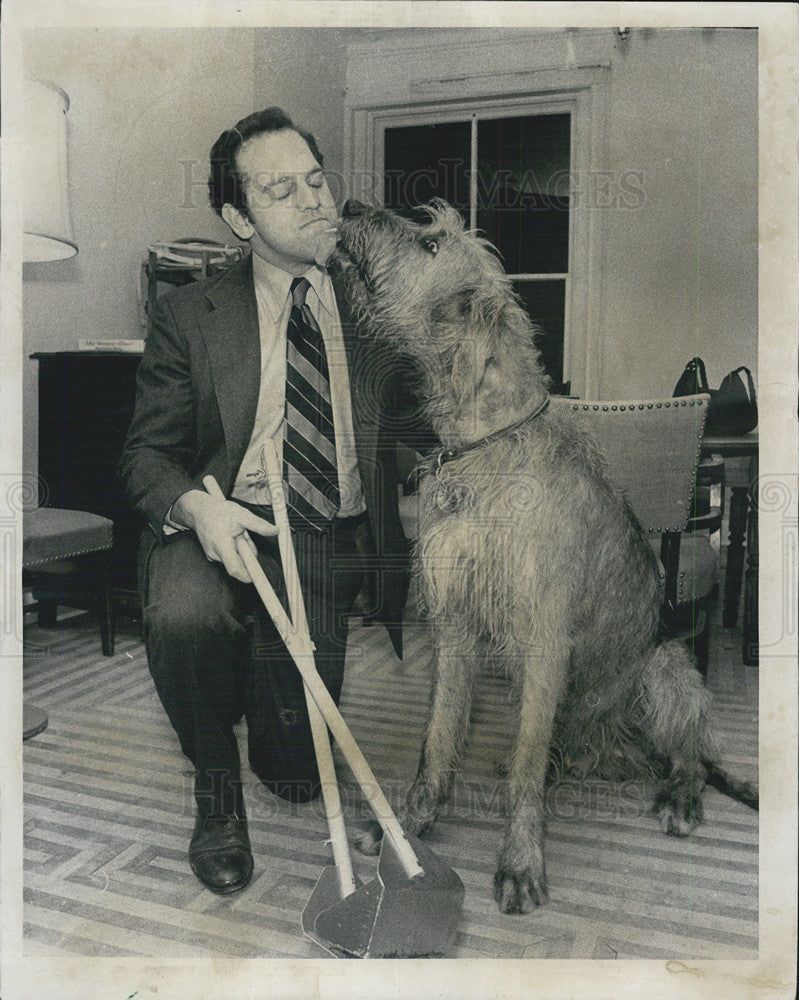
[37,595,58,627]
[95,553,115,657]
[30,573,59,626]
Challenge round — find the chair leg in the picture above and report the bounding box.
[660,592,715,681]
[691,586,718,681]
[691,603,711,680]
[95,553,115,657]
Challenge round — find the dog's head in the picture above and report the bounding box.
[335,199,501,327]
[335,199,548,444]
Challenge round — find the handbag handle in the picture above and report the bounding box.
[688,357,710,392]
[730,365,757,404]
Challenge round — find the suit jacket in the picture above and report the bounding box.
[119,253,433,653]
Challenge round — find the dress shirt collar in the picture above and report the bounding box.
[251,251,335,323]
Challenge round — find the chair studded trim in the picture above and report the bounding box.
[565,398,708,413]
[550,394,710,534]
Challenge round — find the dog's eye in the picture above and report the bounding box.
[424,239,439,256]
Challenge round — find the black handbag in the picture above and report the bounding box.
[673,357,757,436]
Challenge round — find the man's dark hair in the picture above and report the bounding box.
[208,107,324,217]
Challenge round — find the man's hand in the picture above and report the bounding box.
[171,489,277,583]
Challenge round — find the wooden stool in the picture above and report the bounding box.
[23,508,115,739]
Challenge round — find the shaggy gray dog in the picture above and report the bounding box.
[334,199,757,914]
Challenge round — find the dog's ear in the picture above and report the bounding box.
[427,198,466,230]
[450,290,504,401]
[430,289,474,326]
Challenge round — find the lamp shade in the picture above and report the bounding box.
[23,78,78,262]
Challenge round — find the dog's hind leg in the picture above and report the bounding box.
[494,640,568,914]
[637,640,716,836]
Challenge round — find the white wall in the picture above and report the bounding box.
[22,27,258,479]
[20,26,757,480]
[344,27,758,399]
[602,27,758,398]
[21,26,352,482]
[252,28,348,201]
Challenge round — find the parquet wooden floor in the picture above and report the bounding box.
[22,587,758,960]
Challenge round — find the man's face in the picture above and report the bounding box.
[222,128,337,274]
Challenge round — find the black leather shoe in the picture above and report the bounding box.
[188,813,253,894]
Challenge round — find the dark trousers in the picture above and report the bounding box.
[138,513,366,807]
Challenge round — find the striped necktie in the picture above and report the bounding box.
[282,276,340,531]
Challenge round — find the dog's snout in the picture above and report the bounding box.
[342,199,370,219]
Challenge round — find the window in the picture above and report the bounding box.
[348,63,609,397]
[383,113,570,391]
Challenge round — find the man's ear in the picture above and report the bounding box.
[221,203,254,241]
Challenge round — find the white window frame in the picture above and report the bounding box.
[346,66,609,398]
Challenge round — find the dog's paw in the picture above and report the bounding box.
[398,805,436,840]
[355,821,383,856]
[354,808,434,857]
[403,780,442,837]
[493,865,548,914]
[355,784,442,857]
[654,781,704,837]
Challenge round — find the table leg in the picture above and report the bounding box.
[723,486,748,628]
[743,483,759,665]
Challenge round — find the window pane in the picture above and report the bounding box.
[513,279,566,392]
[384,121,470,220]
[477,114,570,275]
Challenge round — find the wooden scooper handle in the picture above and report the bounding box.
[203,473,355,897]
[203,465,424,882]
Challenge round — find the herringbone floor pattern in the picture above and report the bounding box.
[22,590,758,960]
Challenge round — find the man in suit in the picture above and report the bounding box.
[119,108,430,895]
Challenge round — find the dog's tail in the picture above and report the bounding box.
[637,641,759,812]
[702,757,759,810]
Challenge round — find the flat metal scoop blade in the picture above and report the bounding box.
[303,834,464,959]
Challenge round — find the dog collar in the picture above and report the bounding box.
[433,393,551,472]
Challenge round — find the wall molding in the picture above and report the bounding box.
[408,64,611,96]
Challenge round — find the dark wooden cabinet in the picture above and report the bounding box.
[32,351,145,608]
